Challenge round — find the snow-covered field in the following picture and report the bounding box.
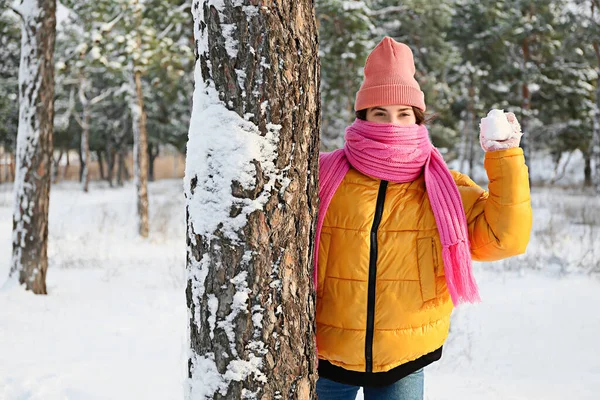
[1,179,599,399]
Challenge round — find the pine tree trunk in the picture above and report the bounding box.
[10,0,56,294]
[80,102,90,192]
[129,0,149,237]
[185,1,320,398]
[131,69,149,237]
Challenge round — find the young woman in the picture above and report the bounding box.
[314,37,532,399]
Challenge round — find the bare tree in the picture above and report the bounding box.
[185,1,320,398]
[9,0,56,294]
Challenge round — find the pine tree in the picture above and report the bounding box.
[9,0,56,294]
[186,0,320,397]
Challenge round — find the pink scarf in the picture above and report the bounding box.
[316,119,480,305]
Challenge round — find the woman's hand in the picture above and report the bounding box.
[480,112,523,152]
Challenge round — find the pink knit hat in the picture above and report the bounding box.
[355,37,426,112]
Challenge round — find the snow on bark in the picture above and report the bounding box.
[8,0,56,294]
[185,0,320,398]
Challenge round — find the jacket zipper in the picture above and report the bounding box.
[365,180,388,373]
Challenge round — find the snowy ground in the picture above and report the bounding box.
[1,179,599,399]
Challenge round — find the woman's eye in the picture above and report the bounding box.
[400,113,409,117]
[374,113,385,117]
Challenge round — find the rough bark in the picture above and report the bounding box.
[186,1,320,398]
[10,0,56,294]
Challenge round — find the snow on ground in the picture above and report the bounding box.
[1,179,599,399]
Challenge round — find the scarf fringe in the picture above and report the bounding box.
[442,242,481,305]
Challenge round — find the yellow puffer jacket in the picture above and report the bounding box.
[316,147,532,373]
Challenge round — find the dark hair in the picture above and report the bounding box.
[355,106,434,125]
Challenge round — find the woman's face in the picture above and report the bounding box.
[365,104,416,125]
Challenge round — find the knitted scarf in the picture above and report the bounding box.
[316,119,480,305]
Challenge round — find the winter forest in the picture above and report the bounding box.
[1,0,599,399]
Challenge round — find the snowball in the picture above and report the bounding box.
[480,109,512,141]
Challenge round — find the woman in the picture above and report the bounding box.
[314,37,532,399]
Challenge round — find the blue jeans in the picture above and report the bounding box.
[316,368,424,400]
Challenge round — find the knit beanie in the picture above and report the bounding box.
[355,37,426,112]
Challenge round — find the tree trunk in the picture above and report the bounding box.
[79,79,91,193]
[0,150,4,184]
[521,5,533,186]
[117,148,125,186]
[185,2,320,398]
[131,68,149,237]
[9,0,56,294]
[466,81,476,176]
[593,38,600,193]
[9,151,15,182]
[130,0,149,238]
[584,150,593,187]
[147,142,158,182]
[62,149,70,181]
[97,150,105,181]
[78,139,84,182]
[106,142,115,187]
[52,147,63,184]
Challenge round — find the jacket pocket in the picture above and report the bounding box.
[417,237,437,302]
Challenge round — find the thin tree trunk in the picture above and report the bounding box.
[584,150,592,187]
[117,149,124,186]
[521,5,533,186]
[79,79,91,193]
[62,149,70,181]
[147,142,158,182]
[186,1,320,398]
[9,151,15,182]
[9,0,56,294]
[78,141,84,182]
[106,142,115,187]
[97,150,105,181]
[466,81,476,176]
[131,68,149,237]
[0,149,4,184]
[130,0,149,238]
[52,147,63,184]
[593,24,600,192]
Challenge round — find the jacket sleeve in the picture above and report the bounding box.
[454,147,533,261]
